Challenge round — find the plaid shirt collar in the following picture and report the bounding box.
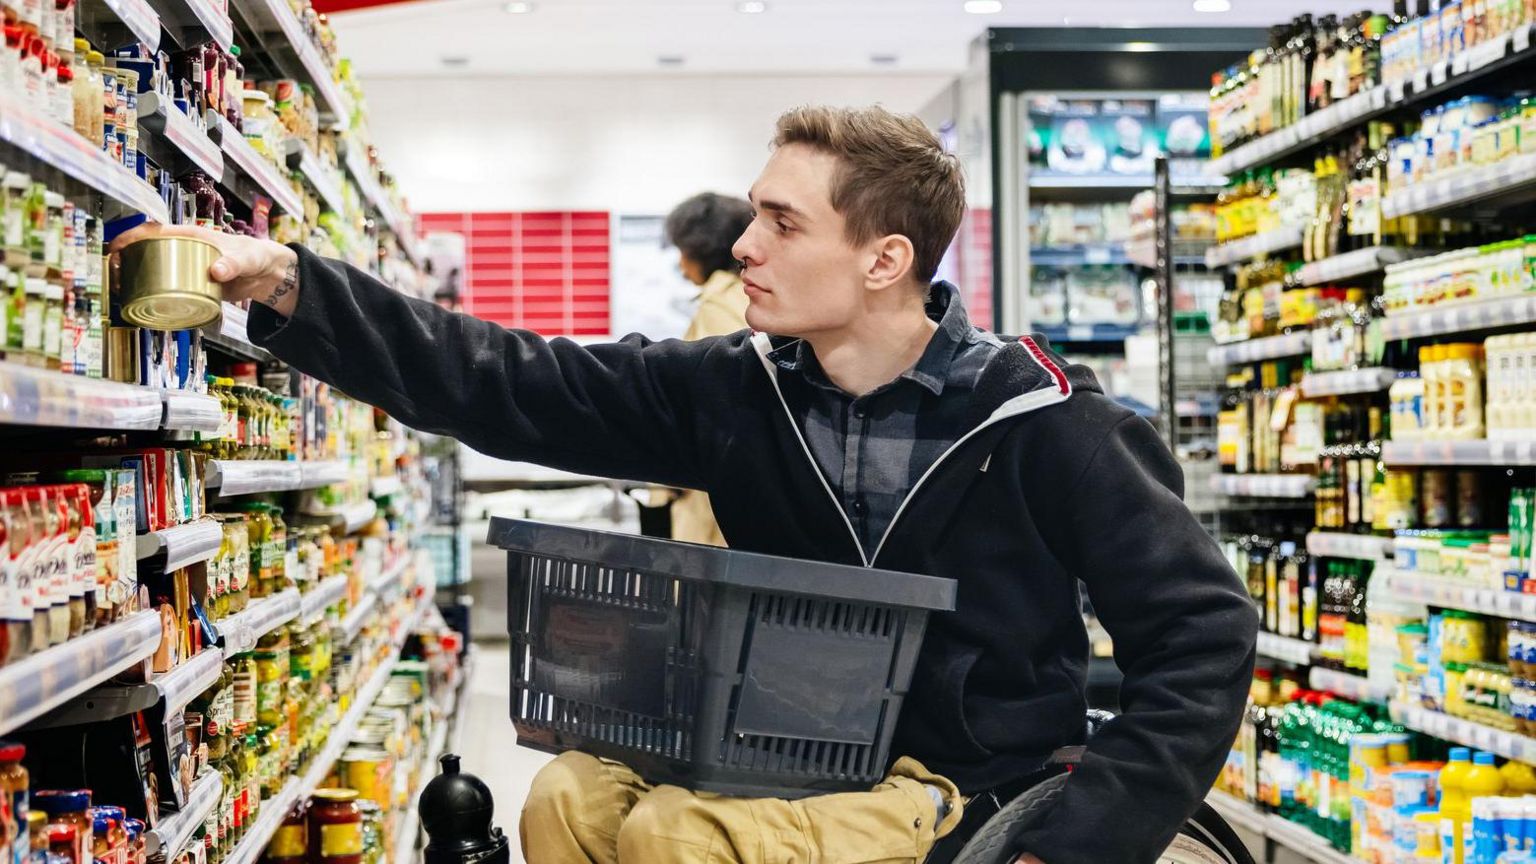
[765,282,971,397]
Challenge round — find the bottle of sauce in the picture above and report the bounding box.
[18,490,48,653]
[40,488,67,648]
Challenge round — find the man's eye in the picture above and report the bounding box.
[776,221,791,235]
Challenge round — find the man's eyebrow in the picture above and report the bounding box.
[752,197,806,219]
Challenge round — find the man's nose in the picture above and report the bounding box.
[732,226,759,267]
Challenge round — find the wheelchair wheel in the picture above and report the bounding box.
[949,773,1256,864]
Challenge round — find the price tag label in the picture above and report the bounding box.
[1414,68,1430,91]
[1084,247,1111,265]
[1432,60,1450,85]
[1497,592,1516,616]
[1518,26,1532,54]
[1520,441,1535,464]
[1446,307,1462,331]
[1452,52,1470,75]
[1068,325,1094,342]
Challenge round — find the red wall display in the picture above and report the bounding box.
[417,211,612,337]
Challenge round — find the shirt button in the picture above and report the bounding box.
[852,497,869,516]
[853,405,868,419]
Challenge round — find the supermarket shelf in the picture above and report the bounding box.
[145,0,232,53]
[368,554,411,597]
[154,647,225,717]
[0,361,164,431]
[205,303,274,364]
[341,144,422,268]
[370,475,403,497]
[99,0,162,51]
[135,92,222,181]
[1294,247,1419,287]
[218,588,301,655]
[284,140,345,214]
[1210,86,1388,176]
[205,113,304,216]
[1035,323,1140,345]
[1206,790,1356,864]
[223,596,425,864]
[229,0,347,122]
[162,389,223,434]
[0,89,170,223]
[298,575,348,625]
[1205,224,1306,268]
[1299,367,1398,399]
[1382,438,1536,466]
[1380,294,1536,341]
[208,459,303,496]
[136,519,223,572]
[1384,153,1536,219]
[0,610,161,735]
[1256,631,1317,666]
[1125,238,1210,269]
[1206,331,1312,366]
[303,499,377,534]
[1028,245,1130,267]
[339,592,378,644]
[394,682,456,864]
[299,460,353,489]
[1308,667,1392,703]
[147,771,222,858]
[1305,531,1394,561]
[1391,701,1534,762]
[1211,474,1315,499]
[1376,567,1536,621]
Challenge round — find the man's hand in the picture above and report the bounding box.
[109,223,302,318]
[1015,855,1045,864]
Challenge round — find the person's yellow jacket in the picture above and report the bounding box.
[669,269,748,546]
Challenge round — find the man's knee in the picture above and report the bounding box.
[616,786,716,861]
[523,751,609,822]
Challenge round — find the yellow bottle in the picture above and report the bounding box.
[1440,747,1472,864]
[1459,751,1505,862]
[1498,759,1536,796]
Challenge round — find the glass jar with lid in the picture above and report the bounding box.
[307,788,363,864]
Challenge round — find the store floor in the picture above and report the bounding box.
[458,643,552,863]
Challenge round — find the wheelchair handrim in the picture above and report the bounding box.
[1157,834,1240,864]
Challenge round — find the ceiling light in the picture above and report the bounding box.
[441,55,469,67]
[658,55,686,67]
[1192,0,1231,11]
[963,0,1002,13]
[736,1,767,12]
[870,53,899,66]
[503,1,534,12]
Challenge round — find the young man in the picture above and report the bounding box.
[112,106,1257,863]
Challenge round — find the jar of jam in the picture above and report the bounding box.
[26,811,46,860]
[46,825,76,864]
[263,798,306,864]
[0,741,29,845]
[355,800,383,864]
[124,818,145,864]
[32,790,89,862]
[306,789,362,864]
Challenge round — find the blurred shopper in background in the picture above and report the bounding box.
[651,192,754,546]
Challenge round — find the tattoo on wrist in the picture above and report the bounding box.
[261,259,299,308]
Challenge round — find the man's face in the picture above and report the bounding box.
[734,144,869,338]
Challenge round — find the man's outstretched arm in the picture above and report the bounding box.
[112,224,726,488]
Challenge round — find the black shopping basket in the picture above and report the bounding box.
[490,517,957,798]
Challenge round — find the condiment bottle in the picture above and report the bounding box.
[0,742,28,862]
[306,788,362,864]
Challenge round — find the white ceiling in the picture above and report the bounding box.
[330,0,1375,78]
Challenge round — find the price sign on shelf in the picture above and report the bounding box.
[1452,52,1470,75]
[1518,26,1532,54]
[1432,60,1450,85]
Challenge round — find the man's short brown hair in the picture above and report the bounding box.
[773,105,965,286]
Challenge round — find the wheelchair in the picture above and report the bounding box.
[930,711,1256,864]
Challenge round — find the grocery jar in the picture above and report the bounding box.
[268,507,288,593]
[266,799,306,864]
[355,799,383,864]
[18,489,51,651]
[307,789,362,864]
[32,790,90,862]
[47,825,77,864]
[0,741,28,846]
[26,811,46,860]
[58,471,107,629]
[124,818,144,864]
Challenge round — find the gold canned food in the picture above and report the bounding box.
[338,747,390,809]
[116,236,223,330]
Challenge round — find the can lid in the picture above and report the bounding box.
[48,826,76,843]
[0,741,24,761]
[34,789,91,812]
[312,788,359,802]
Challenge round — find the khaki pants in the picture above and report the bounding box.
[519,752,965,863]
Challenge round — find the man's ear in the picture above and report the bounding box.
[866,234,917,292]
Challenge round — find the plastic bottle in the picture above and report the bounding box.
[1393,372,1426,442]
[1463,752,1506,860]
[1499,760,1536,796]
[1444,344,1485,439]
[1487,335,1509,439]
[1422,345,1445,439]
[1441,747,1473,864]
